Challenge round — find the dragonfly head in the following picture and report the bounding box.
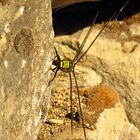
[52,59,60,67]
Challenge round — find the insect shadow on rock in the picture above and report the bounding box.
[49,1,129,139]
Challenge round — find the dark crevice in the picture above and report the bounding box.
[53,0,140,36]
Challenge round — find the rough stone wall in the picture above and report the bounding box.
[0,0,53,140]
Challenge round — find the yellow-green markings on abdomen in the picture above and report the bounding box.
[60,58,73,73]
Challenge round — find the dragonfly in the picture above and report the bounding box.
[49,0,129,139]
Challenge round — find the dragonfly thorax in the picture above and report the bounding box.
[60,58,73,73]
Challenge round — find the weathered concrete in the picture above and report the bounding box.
[0,0,53,139]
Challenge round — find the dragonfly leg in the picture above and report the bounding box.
[69,72,73,134]
[72,70,87,140]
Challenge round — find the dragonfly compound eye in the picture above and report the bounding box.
[52,60,59,67]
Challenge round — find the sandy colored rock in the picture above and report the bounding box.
[52,0,100,9]
[0,0,53,139]
[43,2,140,140]
[39,83,140,140]
[0,0,10,5]
[53,16,140,131]
[79,84,119,127]
[93,102,140,140]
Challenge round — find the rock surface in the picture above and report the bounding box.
[52,0,100,9]
[43,7,140,139]
[93,102,140,140]
[0,0,53,139]
[38,83,140,140]
[52,11,140,130]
